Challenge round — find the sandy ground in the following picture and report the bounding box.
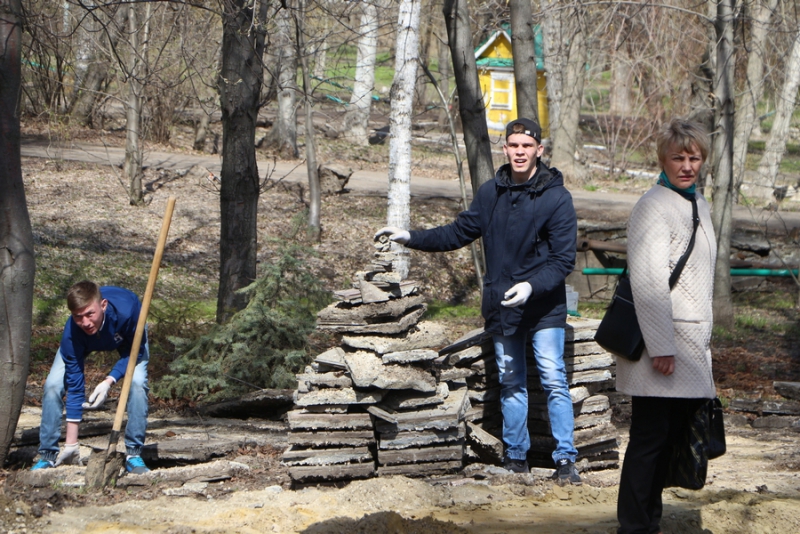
[6,422,796,534]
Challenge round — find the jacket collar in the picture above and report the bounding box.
[495,162,561,193]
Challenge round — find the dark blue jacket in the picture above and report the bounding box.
[407,162,577,336]
[60,286,146,422]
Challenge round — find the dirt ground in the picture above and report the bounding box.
[3,118,800,533]
[3,415,800,533]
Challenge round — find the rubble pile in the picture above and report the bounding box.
[727,381,800,430]
[438,318,621,472]
[282,238,620,483]
[282,242,465,483]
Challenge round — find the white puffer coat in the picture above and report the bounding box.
[616,185,717,399]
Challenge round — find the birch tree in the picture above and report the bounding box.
[755,27,800,194]
[733,0,778,197]
[509,0,538,122]
[343,0,379,146]
[386,0,422,278]
[0,0,35,467]
[442,0,494,193]
[123,1,145,206]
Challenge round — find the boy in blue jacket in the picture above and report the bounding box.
[376,118,580,484]
[30,281,150,474]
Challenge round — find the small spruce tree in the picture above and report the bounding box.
[155,241,331,402]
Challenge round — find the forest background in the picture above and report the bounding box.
[2,0,800,473]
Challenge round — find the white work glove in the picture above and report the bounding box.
[501,282,533,307]
[374,226,410,245]
[54,442,81,466]
[82,379,112,409]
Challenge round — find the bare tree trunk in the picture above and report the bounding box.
[711,0,736,329]
[0,0,35,467]
[541,0,566,138]
[443,0,494,193]
[437,33,451,129]
[756,29,800,193]
[509,0,538,122]
[267,6,298,158]
[387,0,422,278]
[550,23,587,182]
[343,0,378,146]
[216,0,268,323]
[69,5,127,127]
[609,32,632,116]
[295,0,320,239]
[734,0,778,197]
[124,1,144,206]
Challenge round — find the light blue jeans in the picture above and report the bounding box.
[494,327,577,464]
[38,344,149,461]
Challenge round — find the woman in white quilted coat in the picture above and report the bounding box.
[616,119,717,534]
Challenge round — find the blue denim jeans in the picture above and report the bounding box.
[494,327,577,464]
[38,343,150,461]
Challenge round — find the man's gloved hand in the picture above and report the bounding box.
[54,442,81,466]
[501,282,533,307]
[82,379,112,409]
[374,226,410,245]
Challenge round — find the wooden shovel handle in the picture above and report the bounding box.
[111,197,176,435]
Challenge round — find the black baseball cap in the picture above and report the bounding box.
[505,118,542,143]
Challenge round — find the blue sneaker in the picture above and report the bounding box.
[31,459,55,471]
[125,456,150,474]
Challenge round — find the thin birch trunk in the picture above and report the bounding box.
[343,1,378,146]
[755,30,800,192]
[387,0,422,278]
[734,0,778,198]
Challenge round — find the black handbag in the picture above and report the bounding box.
[664,397,727,490]
[594,197,699,361]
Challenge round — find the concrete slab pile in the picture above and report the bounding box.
[282,243,467,483]
[440,318,621,473]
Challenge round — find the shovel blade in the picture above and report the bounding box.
[85,449,125,489]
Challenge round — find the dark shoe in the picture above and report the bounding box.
[503,457,529,474]
[125,456,150,475]
[552,458,582,486]
[31,459,55,471]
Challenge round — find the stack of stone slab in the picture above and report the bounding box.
[282,244,470,483]
[438,317,620,472]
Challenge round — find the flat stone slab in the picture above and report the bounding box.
[439,342,494,367]
[296,371,353,390]
[295,387,383,407]
[376,460,462,477]
[281,445,373,466]
[18,465,86,488]
[373,388,471,433]
[774,381,800,401]
[289,462,375,482]
[380,383,449,411]
[382,348,439,364]
[378,424,466,449]
[314,347,347,369]
[118,460,250,487]
[316,294,425,325]
[318,305,426,334]
[466,422,504,464]
[377,444,463,466]
[342,321,449,354]
[288,430,376,447]
[162,482,208,496]
[198,389,295,418]
[286,411,373,431]
[344,351,437,392]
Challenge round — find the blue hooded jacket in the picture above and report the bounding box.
[60,286,146,422]
[407,162,577,336]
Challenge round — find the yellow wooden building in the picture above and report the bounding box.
[474,28,549,137]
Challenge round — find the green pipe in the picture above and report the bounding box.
[582,268,799,277]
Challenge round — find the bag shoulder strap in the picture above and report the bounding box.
[668,196,699,289]
[623,196,699,288]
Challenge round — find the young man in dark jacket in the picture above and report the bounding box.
[375,118,580,484]
[30,281,151,475]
